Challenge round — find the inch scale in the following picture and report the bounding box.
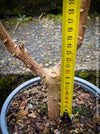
[61,0,81,120]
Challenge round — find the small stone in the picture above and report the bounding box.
[25,103,34,111]
[88,129,92,133]
[59,120,62,123]
[1,60,5,64]
[13,39,17,42]
[54,129,61,134]
[36,122,40,128]
[36,101,39,105]
[14,132,17,134]
[28,112,37,119]
[51,128,53,131]
[8,58,12,61]
[42,88,45,91]
[45,63,49,67]
[43,116,47,120]
[49,61,52,64]
[38,109,40,113]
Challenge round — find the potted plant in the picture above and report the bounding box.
[0,77,100,133]
[1,0,100,133]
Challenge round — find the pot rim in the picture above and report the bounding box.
[0,77,100,134]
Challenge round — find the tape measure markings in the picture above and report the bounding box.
[61,0,81,119]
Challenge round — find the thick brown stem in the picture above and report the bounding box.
[43,64,61,120]
[0,21,45,79]
[77,0,91,49]
[48,84,60,120]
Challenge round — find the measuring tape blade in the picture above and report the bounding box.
[61,0,81,119]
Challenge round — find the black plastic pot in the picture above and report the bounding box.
[0,77,100,134]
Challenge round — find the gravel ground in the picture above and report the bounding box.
[0,17,99,75]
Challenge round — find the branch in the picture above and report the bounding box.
[32,12,44,21]
[0,21,45,79]
[77,0,91,49]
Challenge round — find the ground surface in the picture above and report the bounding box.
[7,82,100,134]
[0,17,99,75]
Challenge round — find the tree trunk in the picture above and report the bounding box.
[48,84,60,120]
[43,64,61,120]
[0,0,91,121]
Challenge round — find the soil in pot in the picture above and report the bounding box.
[7,82,100,134]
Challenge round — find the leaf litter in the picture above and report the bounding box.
[7,82,100,134]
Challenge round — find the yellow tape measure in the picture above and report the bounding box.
[61,0,81,120]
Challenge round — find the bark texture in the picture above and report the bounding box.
[47,84,60,120]
[43,63,61,120]
[0,0,91,121]
[77,0,91,49]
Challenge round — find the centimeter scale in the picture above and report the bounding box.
[61,0,81,120]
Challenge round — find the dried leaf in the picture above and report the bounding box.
[20,100,27,107]
[43,127,50,134]
[74,112,79,117]
[28,112,37,119]
[14,125,18,132]
[77,101,85,105]
[87,124,94,128]
[16,110,28,118]
[50,121,57,126]
[73,102,78,107]
[54,129,60,134]
[17,119,24,125]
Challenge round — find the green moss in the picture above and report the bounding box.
[79,72,89,79]
[4,19,18,29]
[75,71,100,87]
[87,45,93,49]
[45,13,62,22]
[89,12,99,18]
[0,74,35,101]
[75,72,79,77]
[73,105,88,116]
[3,15,33,30]
[0,76,17,97]
[73,104,93,117]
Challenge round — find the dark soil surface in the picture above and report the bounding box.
[7,82,100,134]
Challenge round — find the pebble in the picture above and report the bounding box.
[54,129,61,134]
[0,18,99,75]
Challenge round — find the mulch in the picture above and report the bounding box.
[7,82,100,134]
